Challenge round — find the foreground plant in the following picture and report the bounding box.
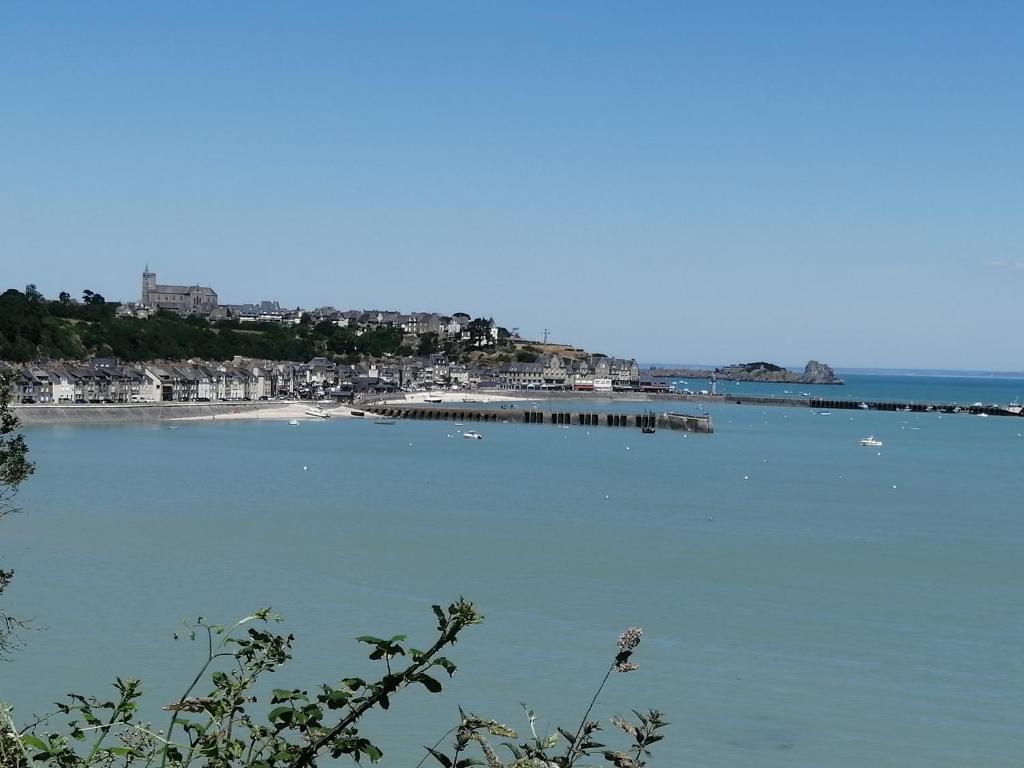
[0,371,36,659]
[2,599,481,768]
[422,626,668,768]
[1,606,667,768]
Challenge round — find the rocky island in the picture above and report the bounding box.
[649,360,844,385]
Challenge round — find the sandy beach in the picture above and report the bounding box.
[169,402,366,422]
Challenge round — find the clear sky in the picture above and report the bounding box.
[2,2,1022,369]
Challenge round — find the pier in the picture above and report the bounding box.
[707,393,1020,416]
[363,404,713,433]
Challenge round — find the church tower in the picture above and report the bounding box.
[141,266,156,305]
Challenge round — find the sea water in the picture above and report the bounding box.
[2,376,1022,767]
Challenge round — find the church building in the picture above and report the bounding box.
[141,267,218,315]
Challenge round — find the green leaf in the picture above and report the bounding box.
[425,747,453,768]
[21,735,47,752]
[268,706,294,726]
[415,674,443,693]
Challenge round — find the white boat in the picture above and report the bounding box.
[288,419,300,426]
[305,406,331,419]
[423,395,444,404]
[462,431,483,440]
[815,411,832,416]
[859,435,883,447]
[857,402,870,410]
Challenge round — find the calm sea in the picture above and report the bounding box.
[3,371,1022,767]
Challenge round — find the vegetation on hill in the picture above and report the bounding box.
[0,288,512,365]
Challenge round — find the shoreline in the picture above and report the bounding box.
[12,401,364,426]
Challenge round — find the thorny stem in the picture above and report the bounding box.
[413,725,458,768]
[565,662,614,766]
[158,615,262,768]
[286,621,463,768]
[85,686,133,764]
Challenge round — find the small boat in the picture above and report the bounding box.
[859,436,883,447]
[978,412,989,418]
[423,395,444,404]
[305,406,331,418]
[816,411,832,416]
[857,402,870,410]
[462,430,483,440]
[453,422,464,426]
[641,426,656,434]
[350,410,365,417]
[288,419,300,426]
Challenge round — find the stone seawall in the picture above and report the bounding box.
[14,402,283,426]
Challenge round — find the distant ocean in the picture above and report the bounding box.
[646,366,1024,407]
[3,370,1022,767]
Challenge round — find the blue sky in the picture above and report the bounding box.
[2,2,1022,369]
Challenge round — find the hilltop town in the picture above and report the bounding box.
[1,270,644,403]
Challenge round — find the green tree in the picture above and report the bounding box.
[417,332,439,356]
[0,372,35,658]
[58,292,71,305]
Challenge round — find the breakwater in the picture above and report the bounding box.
[364,404,713,433]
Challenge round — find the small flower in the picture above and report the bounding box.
[617,627,643,651]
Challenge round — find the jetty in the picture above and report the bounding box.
[702,393,1019,416]
[363,404,713,433]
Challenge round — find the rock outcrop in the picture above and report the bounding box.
[801,360,842,384]
[649,360,844,385]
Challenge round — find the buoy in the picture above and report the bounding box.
[892,484,897,489]
[303,466,307,471]
[744,475,749,480]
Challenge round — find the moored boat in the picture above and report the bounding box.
[859,435,883,447]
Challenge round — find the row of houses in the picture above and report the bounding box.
[1,360,276,404]
[2,352,642,403]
